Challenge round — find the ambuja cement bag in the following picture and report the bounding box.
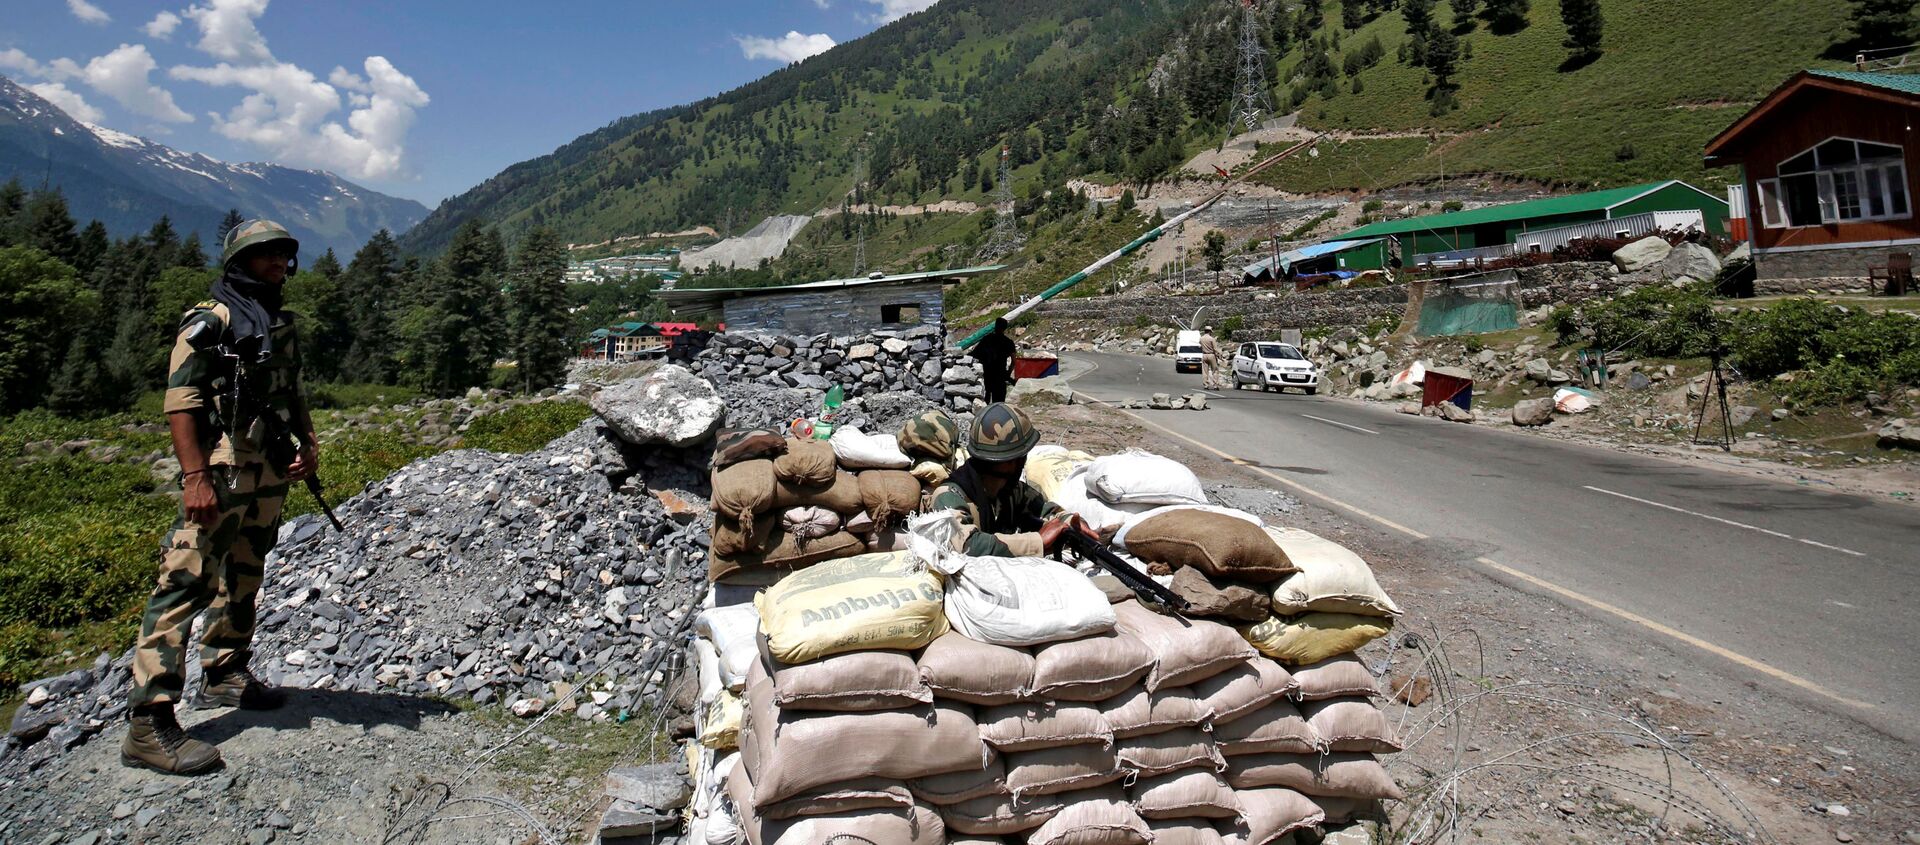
[910,511,1115,646]
[754,550,948,663]
[1025,445,1096,502]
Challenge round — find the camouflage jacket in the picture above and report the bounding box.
[929,462,1062,557]
[162,301,303,466]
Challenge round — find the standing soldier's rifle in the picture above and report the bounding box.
[225,339,345,532]
[1055,528,1190,612]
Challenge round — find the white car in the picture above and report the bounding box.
[1231,342,1320,394]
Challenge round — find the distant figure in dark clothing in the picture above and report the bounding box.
[972,318,1017,404]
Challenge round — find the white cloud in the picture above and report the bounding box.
[144,11,183,39]
[328,65,369,92]
[182,0,273,64]
[811,0,831,7]
[736,31,837,63]
[864,0,938,23]
[0,48,48,77]
[172,55,429,180]
[27,81,105,122]
[66,0,111,25]
[72,44,194,123]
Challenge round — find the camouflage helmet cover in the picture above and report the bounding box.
[898,410,960,463]
[968,402,1040,462]
[221,219,299,267]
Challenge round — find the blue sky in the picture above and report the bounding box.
[1,0,937,205]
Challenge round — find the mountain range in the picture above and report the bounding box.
[0,75,428,259]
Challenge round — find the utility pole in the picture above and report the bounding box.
[977,145,1024,262]
[1230,0,1274,137]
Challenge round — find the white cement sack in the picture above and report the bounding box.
[910,510,1114,646]
[696,604,760,691]
[695,638,723,706]
[1055,471,1149,531]
[1265,526,1401,617]
[1084,450,1208,506]
[829,426,913,469]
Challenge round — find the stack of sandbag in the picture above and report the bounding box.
[1033,448,1211,534]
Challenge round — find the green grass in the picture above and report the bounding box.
[461,401,593,453]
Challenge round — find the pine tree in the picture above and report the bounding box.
[1451,0,1480,24]
[1846,0,1916,50]
[1560,0,1603,61]
[0,246,98,413]
[1342,0,1366,30]
[48,333,114,415]
[406,221,508,395]
[23,190,80,267]
[310,248,343,279]
[1403,0,1436,65]
[217,208,245,243]
[507,227,572,393]
[1427,27,1462,88]
[339,230,401,383]
[1484,0,1529,32]
[0,179,25,247]
[177,232,208,269]
[74,221,109,278]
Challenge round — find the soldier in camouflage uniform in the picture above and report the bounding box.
[123,220,317,775]
[928,403,1091,557]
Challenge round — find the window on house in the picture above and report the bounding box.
[881,303,921,324]
[1768,138,1910,227]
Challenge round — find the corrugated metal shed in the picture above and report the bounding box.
[1334,183,1679,239]
[659,266,1003,336]
[1243,238,1385,278]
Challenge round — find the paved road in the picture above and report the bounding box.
[1063,351,1920,741]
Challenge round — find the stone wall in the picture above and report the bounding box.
[1754,243,1904,284]
[690,326,983,424]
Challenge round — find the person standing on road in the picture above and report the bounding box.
[1200,325,1221,389]
[972,317,1017,404]
[123,220,316,775]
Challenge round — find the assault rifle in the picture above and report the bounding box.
[1055,528,1190,613]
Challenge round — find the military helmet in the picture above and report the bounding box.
[898,409,960,463]
[221,219,299,267]
[968,403,1040,462]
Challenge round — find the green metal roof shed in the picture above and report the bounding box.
[1328,180,1728,256]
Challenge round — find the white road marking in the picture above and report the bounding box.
[1299,414,1379,435]
[1582,485,1867,558]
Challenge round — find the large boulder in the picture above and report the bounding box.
[1612,236,1673,272]
[1658,241,1722,283]
[1879,419,1920,451]
[1512,397,1556,426]
[590,364,726,447]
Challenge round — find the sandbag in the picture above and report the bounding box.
[1025,796,1153,845]
[771,471,864,515]
[711,459,776,525]
[909,746,1006,806]
[1290,655,1380,702]
[1129,769,1241,820]
[917,631,1034,706]
[695,604,761,691]
[897,410,961,463]
[843,510,875,535]
[1224,753,1405,800]
[1083,450,1207,506]
[1145,820,1231,845]
[725,759,912,821]
[1004,745,1124,799]
[1168,566,1272,623]
[745,803,946,845]
[1024,446,1095,502]
[1300,698,1402,753]
[695,637,723,706]
[1237,787,1326,845]
[779,506,841,542]
[1265,527,1402,617]
[1114,727,1224,777]
[742,677,987,807]
[1212,699,1321,756]
[699,688,742,750]
[1239,614,1392,666]
[755,551,948,663]
[1054,472,1150,532]
[771,437,836,487]
[859,469,923,531]
[1029,629,1154,701]
[1099,685,1212,739]
[767,648,930,712]
[1119,509,1293,584]
[710,530,867,583]
[1313,796,1372,824]
[978,702,1113,752]
[1113,601,1258,691]
[713,512,779,558]
[712,429,787,470]
[1190,657,1295,725]
[937,553,1117,647]
[938,791,1063,836]
[831,426,913,469]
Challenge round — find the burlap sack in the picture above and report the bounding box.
[1289,655,1381,701]
[709,530,867,583]
[937,791,1063,836]
[772,437,836,487]
[1099,685,1212,739]
[1237,787,1326,845]
[743,801,946,845]
[1223,752,1405,800]
[1146,820,1232,845]
[1120,509,1295,583]
[742,677,986,807]
[917,631,1033,705]
[1113,601,1257,691]
[909,746,1006,806]
[712,429,787,470]
[771,471,865,515]
[1025,795,1153,845]
[979,702,1113,752]
[780,506,841,541]
[1030,629,1154,701]
[1239,613,1391,666]
[1005,745,1125,799]
[754,551,948,663]
[858,469,923,529]
[712,512,779,558]
[1190,656,1296,725]
[725,761,911,821]
[1301,698,1403,753]
[1212,699,1321,756]
[1129,769,1241,820]
[767,648,930,712]
[711,459,776,526]
[1264,526,1402,617]
[1313,796,1373,824]
[1114,728,1224,777]
[1168,566,1272,623]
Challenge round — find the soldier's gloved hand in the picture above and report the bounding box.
[183,470,220,527]
[287,442,318,482]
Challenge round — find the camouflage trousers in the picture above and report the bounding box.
[130,461,287,708]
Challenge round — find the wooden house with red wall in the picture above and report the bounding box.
[1704,70,1919,283]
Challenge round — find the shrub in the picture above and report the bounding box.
[1220,315,1245,337]
[306,382,426,410]
[1463,335,1486,353]
[1362,199,1385,212]
[1442,200,1464,212]
[461,401,594,453]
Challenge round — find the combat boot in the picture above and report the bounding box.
[122,704,223,775]
[194,667,287,710]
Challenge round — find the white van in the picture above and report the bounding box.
[1174,330,1204,373]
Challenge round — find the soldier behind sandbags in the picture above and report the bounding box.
[123,219,319,775]
[929,403,1092,557]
